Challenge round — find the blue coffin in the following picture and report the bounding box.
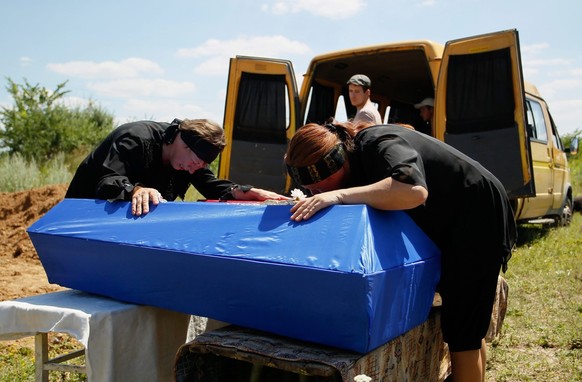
[27,199,440,353]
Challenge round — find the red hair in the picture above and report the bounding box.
[285,120,356,168]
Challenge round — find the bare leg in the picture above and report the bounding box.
[449,339,485,382]
[480,339,487,381]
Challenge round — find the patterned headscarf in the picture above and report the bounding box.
[286,143,346,185]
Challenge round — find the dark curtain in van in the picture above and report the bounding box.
[305,81,336,125]
[342,85,357,122]
[446,48,515,134]
[234,72,287,143]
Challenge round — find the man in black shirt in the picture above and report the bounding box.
[66,118,287,215]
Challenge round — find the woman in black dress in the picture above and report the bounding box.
[284,120,516,382]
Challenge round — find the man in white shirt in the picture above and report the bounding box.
[347,74,383,126]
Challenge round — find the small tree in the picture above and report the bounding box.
[0,78,115,163]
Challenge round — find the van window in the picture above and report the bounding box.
[446,48,515,134]
[227,71,290,194]
[527,99,548,142]
[305,81,336,124]
[548,111,562,149]
[383,106,391,124]
[233,72,288,143]
[335,95,348,122]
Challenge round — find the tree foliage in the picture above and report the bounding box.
[0,78,115,163]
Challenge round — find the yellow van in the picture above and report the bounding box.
[218,29,573,226]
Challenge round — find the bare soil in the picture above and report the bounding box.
[0,184,69,301]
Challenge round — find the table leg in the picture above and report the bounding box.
[35,333,49,382]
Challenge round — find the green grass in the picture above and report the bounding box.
[0,150,218,197]
[486,215,582,381]
[0,153,74,193]
[0,335,86,382]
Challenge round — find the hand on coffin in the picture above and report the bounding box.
[289,190,344,221]
[234,187,290,202]
[131,186,166,216]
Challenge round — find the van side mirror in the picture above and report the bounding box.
[570,137,578,155]
[566,136,578,155]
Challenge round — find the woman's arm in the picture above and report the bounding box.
[190,169,289,201]
[290,177,427,221]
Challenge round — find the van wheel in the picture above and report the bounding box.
[554,198,573,227]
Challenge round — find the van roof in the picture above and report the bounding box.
[304,39,541,104]
[304,40,444,104]
[523,81,541,98]
[309,40,445,63]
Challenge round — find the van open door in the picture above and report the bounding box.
[218,56,299,194]
[434,29,535,199]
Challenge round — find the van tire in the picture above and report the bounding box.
[553,197,573,227]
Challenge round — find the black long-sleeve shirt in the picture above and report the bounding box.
[65,121,235,201]
[349,124,516,267]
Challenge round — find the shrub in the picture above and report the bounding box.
[0,153,72,192]
[0,78,114,164]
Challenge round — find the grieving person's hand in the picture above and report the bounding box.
[289,190,344,221]
[234,187,290,201]
[131,186,166,216]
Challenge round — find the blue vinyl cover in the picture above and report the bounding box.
[28,199,441,353]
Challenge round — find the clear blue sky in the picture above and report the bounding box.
[1,0,580,136]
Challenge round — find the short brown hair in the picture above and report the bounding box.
[180,119,226,151]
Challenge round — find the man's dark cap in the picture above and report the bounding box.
[346,74,371,87]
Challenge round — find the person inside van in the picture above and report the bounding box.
[346,74,383,125]
[284,119,516,382]
[414,97,434,135]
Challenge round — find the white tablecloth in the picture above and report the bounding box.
[0,290,190,382]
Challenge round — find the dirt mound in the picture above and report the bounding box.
[0,184,68,301]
